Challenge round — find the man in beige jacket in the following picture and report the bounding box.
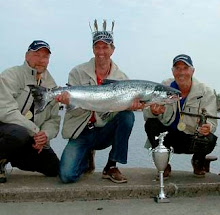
[143,54,217,178]
[0,40,60,183]
[57,20,143,184]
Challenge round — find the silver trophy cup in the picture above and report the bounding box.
[152,131,173,203]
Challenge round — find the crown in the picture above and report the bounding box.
[89,19,115,45]
[89,19,115,34]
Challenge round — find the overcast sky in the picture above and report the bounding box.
[1,0,220,92]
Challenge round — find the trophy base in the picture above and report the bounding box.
[154,196,170,203]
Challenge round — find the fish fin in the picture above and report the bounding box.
[98,112,112,120]
[66,83,72,87]
[139,99,150,103]
[28,85,52,114]
[102,79,119,85]
[67,104,77,110]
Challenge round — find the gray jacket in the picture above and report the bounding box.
[0,61,60,144]
[143,78,217,147]
[62,58,128,139]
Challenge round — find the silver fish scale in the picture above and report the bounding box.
[32,80,180,113]
[52,80,180,112]
[69,83,139,112]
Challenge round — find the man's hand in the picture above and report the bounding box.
[198,123,211,136]
[128,98,145,111]
[55,91,70,105]
[150,103,165,115]
[33,131,48,153]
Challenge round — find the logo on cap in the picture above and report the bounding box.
[173,54,193,67]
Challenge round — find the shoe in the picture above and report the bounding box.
[102,167,127,183]
[157,164,171,180]
[164,164,171,178]
[0,159,7,183]
[84,150,95,174]
[191,159,206,178]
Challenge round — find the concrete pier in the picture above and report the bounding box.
[1,168,220,202]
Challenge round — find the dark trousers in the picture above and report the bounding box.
[0,122,59,176]
[145,118,216,165]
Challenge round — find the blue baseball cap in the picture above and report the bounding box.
[28,40,51,53]
[173,54,193,67]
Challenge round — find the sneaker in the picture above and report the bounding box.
[0,159,7,183]
[157,164,171,180]
[102,167,127,183]
[191,159,206,178]
[84,150,95,174]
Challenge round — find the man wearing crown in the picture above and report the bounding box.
[58,20,143,184]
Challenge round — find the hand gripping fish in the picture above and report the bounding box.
[29,79,180,113]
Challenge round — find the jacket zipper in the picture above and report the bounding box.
[70,114,91,139]
[167,110,174,124]
[21,91,32,114]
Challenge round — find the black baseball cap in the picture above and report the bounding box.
[28,40,51,53]
[173,54,193,67]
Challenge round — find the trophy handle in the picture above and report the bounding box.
[169,146,174,161]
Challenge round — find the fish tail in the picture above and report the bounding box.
[28,85,52,113]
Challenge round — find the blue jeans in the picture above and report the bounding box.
[59,111,135,183]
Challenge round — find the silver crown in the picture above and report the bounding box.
[89,19,115,45]
[89,19,115,35]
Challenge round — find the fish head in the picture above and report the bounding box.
[152,84,181,104]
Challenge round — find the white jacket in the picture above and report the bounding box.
[62,58,128,139]
[0,62,60,144]
[143,78,218,148]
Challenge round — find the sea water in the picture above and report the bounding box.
[51,111,220,174]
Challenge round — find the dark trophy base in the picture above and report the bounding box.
[154,196,170,203]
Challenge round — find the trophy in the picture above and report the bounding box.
[151,131,173,203]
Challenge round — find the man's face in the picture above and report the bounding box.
[25,48,50,73]
[93,41,114,63]
[172,61,194,86]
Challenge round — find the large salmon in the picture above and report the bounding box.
[29,79,180,113]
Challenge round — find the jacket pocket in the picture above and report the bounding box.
[184,102,200,115]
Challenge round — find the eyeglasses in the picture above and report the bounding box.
[172,66,193,72]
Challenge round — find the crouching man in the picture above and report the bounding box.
[143,54,218,178]
[0,40,60,183]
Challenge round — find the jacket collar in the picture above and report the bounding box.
[84,57,118,83]
[23,61,56,88]
[187,78,204,99]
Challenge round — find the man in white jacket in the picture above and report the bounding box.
[143,54,218,178]
[0,40,60,183]
[57,20,143,184]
